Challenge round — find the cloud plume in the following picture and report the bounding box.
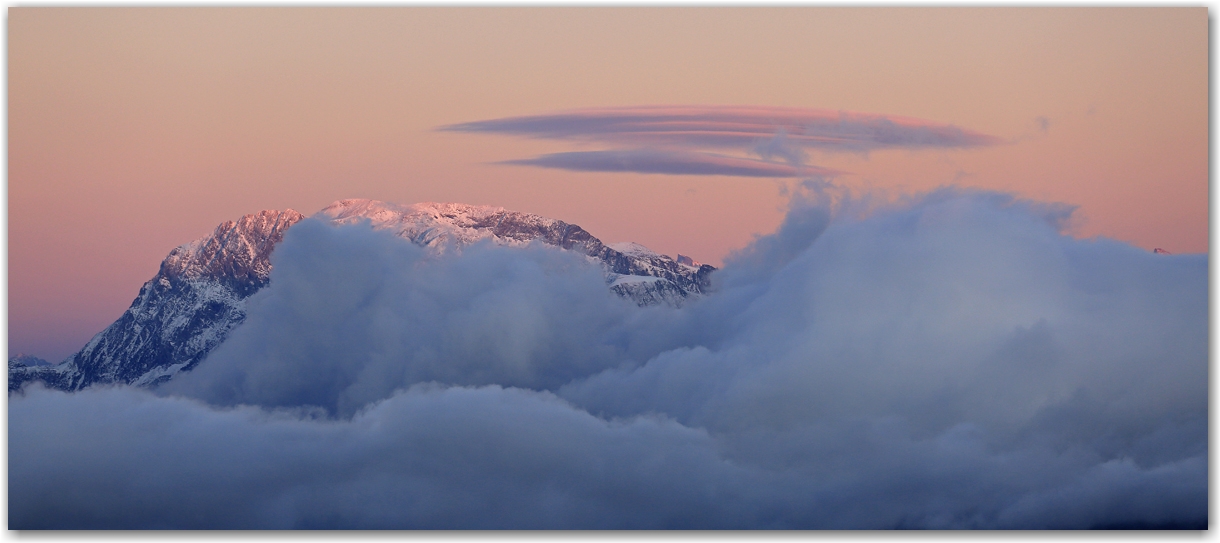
[10,186,1206,529]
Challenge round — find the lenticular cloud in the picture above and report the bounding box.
[499,148,843,178]
[9,186,1206,529]
[441,105,1002,151]
[439,105,1004,178]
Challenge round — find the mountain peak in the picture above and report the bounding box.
[320,199,506,223]
[608,242,659,258]
[13,199,716,394]
[162,209,304,287]
[319,199,574,253]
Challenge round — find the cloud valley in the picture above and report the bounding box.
[9,185,1206,529]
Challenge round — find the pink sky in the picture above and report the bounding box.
[8,7,1208,362]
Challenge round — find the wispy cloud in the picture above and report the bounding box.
[441,105,1002,152]
[1035,115,1051,133]
[498,149,843,178]
[440,105,1001,178]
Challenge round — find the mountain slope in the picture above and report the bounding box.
[320,199,715,302]
[10,210,304,391]
[10,200,715,393]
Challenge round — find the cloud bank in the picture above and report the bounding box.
[10,187,1206,529]
[440,105,1003,178]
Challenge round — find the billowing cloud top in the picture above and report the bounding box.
[439,105,1001,178]
[441,105,1002,151]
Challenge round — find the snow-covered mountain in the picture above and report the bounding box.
[8,354,53,393]
[320,199,714,305]
[9,354,51,367]
[10,200,715,393]
[10,210,305,392]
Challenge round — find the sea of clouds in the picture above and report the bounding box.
[9,184,1207,529]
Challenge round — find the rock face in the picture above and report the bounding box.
[8,354,56,393]
[320,200,715,306]
[11,200,715,393]
[10,210,305,392]
[9,354,51,367]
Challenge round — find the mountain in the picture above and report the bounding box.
[8,354,54,393]
[11,199,715,393]
[9,354,51,367]
[319,200,715,306]
[10,210,305,392]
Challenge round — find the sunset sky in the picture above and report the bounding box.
[8,7,1208,362]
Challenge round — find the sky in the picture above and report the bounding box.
[5,7,1210,529]
[7,7,1209,366]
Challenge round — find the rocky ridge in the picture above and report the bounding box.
[11,200,715,393]
[10,210,305,392]
[321,199,715,304]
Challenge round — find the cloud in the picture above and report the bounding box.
[11,384,765,529]
[9,187,1207,529]
[498,148,843,178]
[751,128,809,167]
[441,105,1001,178]
[1036,115,1051,133]
[157,219,642,418]
[440,105,1003,152]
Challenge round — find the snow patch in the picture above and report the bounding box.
[608,242,661,258]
